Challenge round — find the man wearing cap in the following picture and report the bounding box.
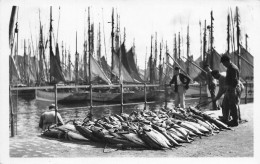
[39,104,64,131]
[204,64,219,110]
[169,67,191,108]
[220,55,240,127]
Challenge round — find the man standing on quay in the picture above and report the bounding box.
[204,64,219,110]
[220,55,240,127]
[169,67,191,108]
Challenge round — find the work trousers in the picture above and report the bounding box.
[174,85,186,108]
[222,86,242,122]
[209,86,219,110]
[224,87,240,125]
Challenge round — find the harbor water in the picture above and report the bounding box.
[10,94,252,138]
[10,94,202,137]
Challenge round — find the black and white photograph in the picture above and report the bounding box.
[0,0,259,163]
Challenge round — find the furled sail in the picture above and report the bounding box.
[126,47,144,82]
[89,54,111,84]
[100,56,112,79]
[185,56,202,80]
[9,55,20,83]
[112,44,135,83]
[50,49,65,83]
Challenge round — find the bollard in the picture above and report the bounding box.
[144,83,147,110]
[164,83,167,108]
[245,81,248,104]
[9,85,15,137]
[54,84,58,124]
[90,84,93,120]
[120,83,123,113]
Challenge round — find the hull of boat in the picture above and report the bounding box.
[86,92,122,102]
[36,89,73,102]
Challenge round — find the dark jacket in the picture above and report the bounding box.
[169,73,191,92]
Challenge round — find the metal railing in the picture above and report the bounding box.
[9,81,253,137]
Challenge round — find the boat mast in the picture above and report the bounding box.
[159,41,162,85]
[186,25,190,75]
[62,41,64,71]
[15,9,19,68]
[199,21,202,62]
[68,48,71,81]
[23,39,27,85]
[174,33,177,60]
[178,32,181,59]
[149,35,153,84]
[49,6,53,83]
[154,32,158,72]
[203,20,207,65]
[227,13,230,54]
[75,32,79,85]
[210,10,214,69]
[88,7,91,84]
[236,6,240,71]
[110,8,114,82]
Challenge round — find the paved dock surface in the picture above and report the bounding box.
[9,103,254,158]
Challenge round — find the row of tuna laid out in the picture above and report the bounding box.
[42,106,231,150]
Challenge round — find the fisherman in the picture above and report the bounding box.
[169,66,191,108]
[204,64,219,110]
[39,104,64,131]
[220,55,240,127]
[211,70,244,123]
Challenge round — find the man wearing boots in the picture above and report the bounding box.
[220,55,240,127]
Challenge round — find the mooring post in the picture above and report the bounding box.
[164,83,167,108]
[54,84,58,124]
[9,85,15,137]
[245,81,248,104]
[120,83,124,113]
[144,83,147,110]
[90,84,93,120]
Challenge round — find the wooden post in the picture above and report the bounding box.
[9,86,15,137]
[144,83,147,110]
[54,84,58,124]
[90,84,93,120]
[245,81,248,104]
[164,83,167,108]
[120,83,123,113]
[199,82,202,103]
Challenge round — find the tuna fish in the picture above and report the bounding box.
[151,125,181,147]
[121,132,148,147]
[114,114,125,122]
[74,123,102,142]
[65,131,90,142]
[142,125,171,149]
[42,128,66,139]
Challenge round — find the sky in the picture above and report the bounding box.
[1,0,259,70]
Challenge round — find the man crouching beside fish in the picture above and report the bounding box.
[39,104,64,132]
